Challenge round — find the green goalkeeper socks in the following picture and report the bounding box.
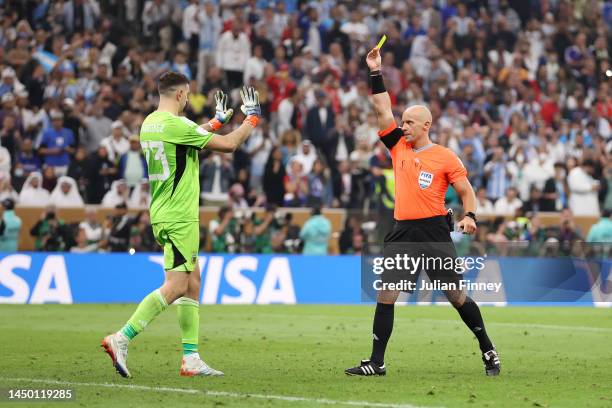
[121,289,168,340]
[177,297,200,355]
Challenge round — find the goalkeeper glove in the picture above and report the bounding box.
[208,91,234,131]
[240,86,261,127]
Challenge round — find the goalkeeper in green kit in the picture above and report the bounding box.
[101,72,261,378]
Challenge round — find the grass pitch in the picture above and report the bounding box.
[1,304,611,407]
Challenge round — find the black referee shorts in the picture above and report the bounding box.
[381,215,461,292]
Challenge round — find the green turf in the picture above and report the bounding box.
[1,304,611,408]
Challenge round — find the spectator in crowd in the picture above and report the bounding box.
[0,140,11,180]
[568,159,601,216]
[129,180,151,209]
[278,129,300,166]
[339,215,364,254]
[67,146,89,200]
[484,146,512,202]
[49,176,85,208]
[201,153,234,205]
[519,150,554,201]
[79,206,103,245]
[0,68,23,97]
[277,87,300,137]
[541,162,568,211]
[210,206,238,253]
[30,206,72,251]
[216,19,250,89]
[41,166,57,192]
[494,186,523,216]
[38,110,75,177]
[1,111,21,159]
[586,209,612,243]
[102,179,130,208]
[270,211,301,253]
[284,158,308,207]
[18,171,50,207]
[84,145,115,204]
[307,158,333,207]
[476,187,494,215]
[228,183,249,209]
[70,228,99,253]
[0,176,18,203]
[292,140,317,174]
[182,0,202,62]
[244,121,273,191]
[15,137,41,184]
[129,211,157,252]
[118,134,148,189]
[521,186,545,213]
[251,205,277,253]
[299,206,331,255]
[263,146,286,207]
[0,198,21,252]
[80,103,112,153]
[244,44,266,84]
[197,0,222,87]
[354,111,379,148]
[304,90,335,163]
[131,211,159,252]
[107,203,136,252]
[100,121,129,164]
[142,0,172,43]
[461,144,484,191]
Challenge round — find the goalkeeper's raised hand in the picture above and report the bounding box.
[240,86,261,127]
[207,90,234,131]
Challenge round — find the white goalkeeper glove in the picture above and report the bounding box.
[240,86,261,126]
[208,90,233,131]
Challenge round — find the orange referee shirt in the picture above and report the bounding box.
[379,125,468,221]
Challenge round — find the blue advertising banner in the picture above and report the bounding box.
[0,253,610,306]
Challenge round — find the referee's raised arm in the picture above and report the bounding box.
[365,47,395,132]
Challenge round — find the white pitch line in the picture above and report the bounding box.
[253,313,612,333]
[417,318,612,333]
[1,377,439,408]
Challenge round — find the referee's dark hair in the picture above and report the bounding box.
[157,71,189,96]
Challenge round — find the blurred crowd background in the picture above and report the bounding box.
[0,0,611,255]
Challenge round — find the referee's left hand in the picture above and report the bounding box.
[457,217,477,234]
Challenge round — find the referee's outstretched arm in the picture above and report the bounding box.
[365,47,395,132]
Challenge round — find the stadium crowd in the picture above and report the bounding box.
[0,0,611,253]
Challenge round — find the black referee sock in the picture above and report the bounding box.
[456,297,494,353]
[370,302,394,366]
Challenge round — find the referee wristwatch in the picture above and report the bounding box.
[465,212,477,222]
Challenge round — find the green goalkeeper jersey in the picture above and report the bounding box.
[139,111,213,224]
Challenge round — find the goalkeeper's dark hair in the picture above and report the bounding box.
[157,71,189,95]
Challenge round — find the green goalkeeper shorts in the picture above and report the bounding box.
[152,222,200,272]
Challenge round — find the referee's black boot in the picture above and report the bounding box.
[345,359,386,376]
[482,348,501,376]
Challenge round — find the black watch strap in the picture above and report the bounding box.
[465,212,477,222]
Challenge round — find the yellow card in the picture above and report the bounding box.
[376,34,387,49]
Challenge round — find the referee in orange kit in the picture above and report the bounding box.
[345,46,501,377]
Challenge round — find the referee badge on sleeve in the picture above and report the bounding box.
[418,171,434,189]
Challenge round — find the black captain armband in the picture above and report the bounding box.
[378,124,402,150]
[369,70,386,94]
